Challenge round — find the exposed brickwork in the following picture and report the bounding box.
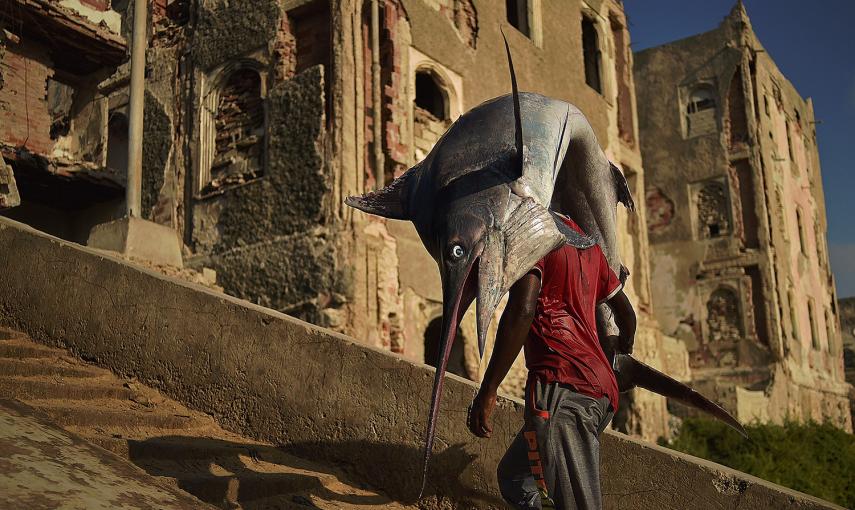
[645,186,674,233]
[413,106,447,161]
[272,16,296,83]
[0,44,55,155]
[696,180,730,239]
[207,69,265,193]
[362,0,408,186]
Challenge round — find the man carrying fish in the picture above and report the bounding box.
[467,213,636,510]
[345,31,745,506]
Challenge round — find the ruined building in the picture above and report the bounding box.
[0,0,842,439]
[635,4,851,430]
[0,0,126,242]
[1,0,689,441]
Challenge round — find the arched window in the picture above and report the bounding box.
[413,68,452,161]
[106,111,129,174]
[581,15,601,93]
[198,63,266,196]
[423,317,470,379]
[686,85,717,137]
[696,181,730,239]
[209,69,265,190]
[706,287,742,342]
[414,70,447,121]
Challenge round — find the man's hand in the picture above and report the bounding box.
[607,290,636,355]
[468,388,497,438]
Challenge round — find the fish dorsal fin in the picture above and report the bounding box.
[501,28,524,180]
[344,164,421,220]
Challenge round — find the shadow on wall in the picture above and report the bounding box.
[423,316,470,379]
[126,436,506,508]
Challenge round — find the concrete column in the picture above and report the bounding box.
[126,0,148,217]
[371,0,384,189]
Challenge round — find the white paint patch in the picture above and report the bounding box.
[59,0,122,34]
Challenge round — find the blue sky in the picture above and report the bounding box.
[624,1,855,298]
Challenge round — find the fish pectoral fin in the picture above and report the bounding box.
[344,164,420,220]
[549,211,596,249]
[610,162,635,212]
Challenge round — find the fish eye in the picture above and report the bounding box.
[449,244,465,260]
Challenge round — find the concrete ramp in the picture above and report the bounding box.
[0,217,845,509]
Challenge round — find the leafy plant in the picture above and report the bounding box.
[662,418,855,508]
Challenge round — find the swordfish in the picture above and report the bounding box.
[345,36,746,496]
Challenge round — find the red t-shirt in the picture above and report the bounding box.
[525,216,623,410]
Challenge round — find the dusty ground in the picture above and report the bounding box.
[0,327,417,510]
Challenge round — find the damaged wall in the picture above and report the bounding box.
[0,0,127,243]
[192,66,344,325]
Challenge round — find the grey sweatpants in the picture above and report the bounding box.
[497,380,614,510]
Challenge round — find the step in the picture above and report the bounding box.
[0,358,104,378]
[0,327,26,341]
[33,402,199,430]
[83,434,268,463]
[158,470,331,507]
[0,341,63,360]
[0,378,133,401]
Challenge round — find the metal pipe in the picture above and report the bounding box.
[371,0,384,189]
[126,0,148,217]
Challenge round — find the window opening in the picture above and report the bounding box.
[506,0,530,37]
[582,16,601,93]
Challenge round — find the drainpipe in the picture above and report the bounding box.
[125,0,148,217]
[371,0,385,189]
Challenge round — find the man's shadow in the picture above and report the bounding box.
[126,436,507,508]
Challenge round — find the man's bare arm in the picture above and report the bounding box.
[468,272,540,438]
[608,289,636,354]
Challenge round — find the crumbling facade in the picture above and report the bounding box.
[13,0,842,440]
[0,0,691,442]
[0,0,126,242]
[1,0,739,443]
[635,4,851,430]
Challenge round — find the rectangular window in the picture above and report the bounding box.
[582,16,601,93]
[611,16,633,144]
[506,0,530,38]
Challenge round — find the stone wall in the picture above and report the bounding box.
[0,216,844,510]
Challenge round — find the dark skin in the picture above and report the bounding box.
[467,271,636,438]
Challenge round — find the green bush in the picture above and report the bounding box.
[661,418,855,508]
